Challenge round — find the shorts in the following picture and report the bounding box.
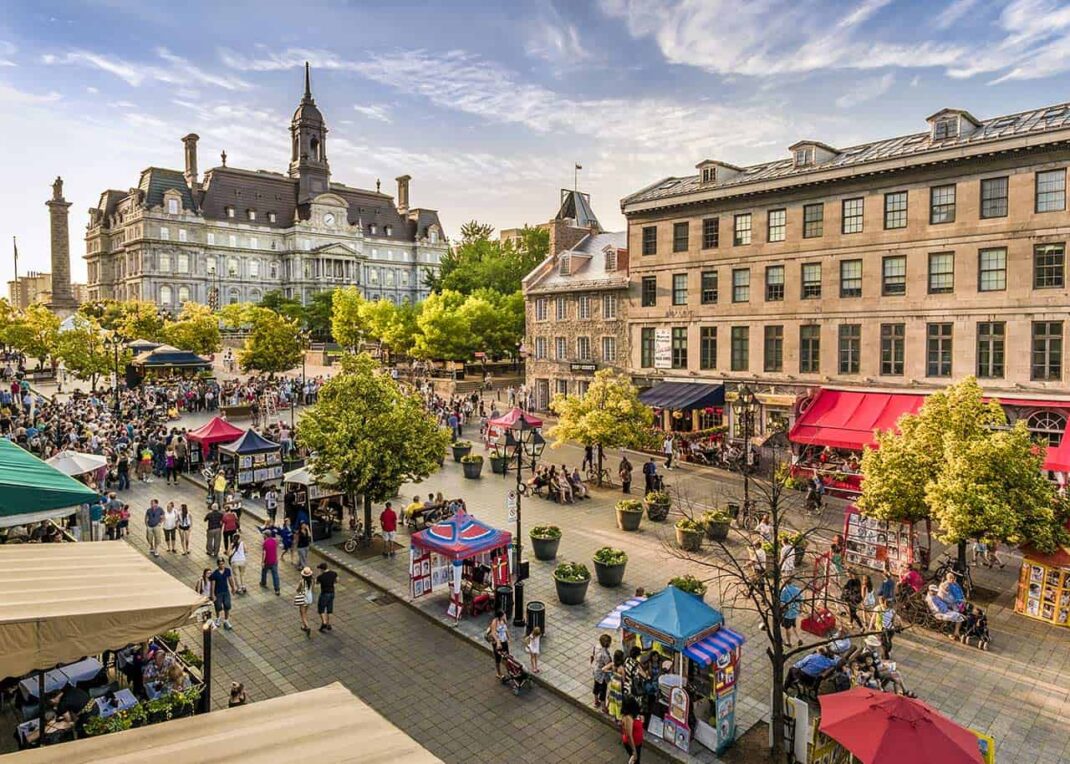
[317,592,335,614]
[147,526,162,544]
[382,531,396,544]
[782,617,797,629]
[214,595,232,614]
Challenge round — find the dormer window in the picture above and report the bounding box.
[559,254,570,276]
[794,147,815,167]
[267,211,277,223]
[247,209,257,221]
[384,225,393,236]
[933,117,958,140]
[605,248,617,271]
[225,206,235,218]
[702,167,715,184]
[369,224,378,235]
[167,198,179,215]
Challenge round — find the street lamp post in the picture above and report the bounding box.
[504,417,545,627]
[734,385,758,514]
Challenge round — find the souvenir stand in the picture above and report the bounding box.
[283,465,344,540]
[842,504,931,574]
[1015,522,1070,628]
[409,512,512,621]
[218,430,283,492]
[599,586,746,756]
[131,344,212,380]
[186,416,244,467]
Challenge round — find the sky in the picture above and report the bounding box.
[3,0,1070,285]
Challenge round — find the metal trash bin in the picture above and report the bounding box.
[526,600,546,636]
[512,580,526,627]
[495,585,513,617]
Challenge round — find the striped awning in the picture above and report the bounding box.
[682,627,746,667]
[597,597,647,630]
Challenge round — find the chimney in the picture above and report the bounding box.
[182,133,200,187]
[395,174,411,213]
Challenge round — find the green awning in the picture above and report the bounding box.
[0,439,100,526]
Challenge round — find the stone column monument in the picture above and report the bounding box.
[46,176,78,316]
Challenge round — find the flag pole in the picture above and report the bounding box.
[12,236,17,307]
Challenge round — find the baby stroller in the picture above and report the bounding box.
[499,650,533,696]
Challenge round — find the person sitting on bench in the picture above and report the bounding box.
[925,585,965,638]
[785,646,843,695]
[937,572,966,612]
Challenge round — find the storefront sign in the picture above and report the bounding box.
[654,329,672,369]
[569,362,597,373]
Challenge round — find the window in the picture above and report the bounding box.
[1032,321,1063,381]
[980,177,1009,218]
[578,295,592,319]
[884,191,908,229]
[641,328,655,368]
[702,218,719,249]
[765,265,784,301]
[158,253,171,271]
[206,256,216,275]
[700,327,717,370]
[794,146,815,167]
[248,209,257,221]
[268,212,277,223]
[933,117,958,140]
[642,226,657,256]
[556,296,567,321]
[249,260,260,278]
[733,213,752,245]
[1027,410,1068,446]
[384,225,393,236]
[535,297,548,321]
[882,255,906,296]
[977,248,1006,292]
[602,293,617,319]
[249,236,259,250]
[801,263,822,299]
[159,285,172,304]
[928,252,954,294]
[799,325,821,373]
[225,206,235,218]
[803,203,824,238]
[731,327,749,371]
[605,249,617,271]
[930,184,956,224]
[534,337,547,360]
[838,259,863,298]
[160,226,170,241]
[838,324,861,374]
[702,166,716,184]
[576,336,591,362]
[842,198,864,234]
[1034,244,1065,288]
[555,379,569,397]
[177,253,189,273]
[177,228,188,243]
[764,325,783,372]
[673,222,689,252]
[926,323,953,377]
[177,286,190,303]
[880,323,905,376]
[229,234,238,248]
[369,224,377,235]
[167,198,179,215]
[602,336,616,363]
[1036,169,1066,212]
[227,257,239,277]
[977,321,1005,379]
[767,209,786,242]
[671,327,688,369]
[672,273,688,305]
[641,276,657,307]
[700,271,718,304]
[207,232,216,246]
[732,268,750,302]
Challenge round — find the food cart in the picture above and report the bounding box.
[283,465,344,540]
[218,430,283,491]
[1015,522,1070,628]
[409,511,512,621]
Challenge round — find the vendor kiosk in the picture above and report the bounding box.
[218,429,283,491]
[187,416,244,464]
[409,512,512,621]
[1015,525,1070,628]
[283,465,344,541]
[842,504,930,574]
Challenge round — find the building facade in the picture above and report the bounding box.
[523,190,629,409]
[84,65,446,309]
[622,104,1070,439]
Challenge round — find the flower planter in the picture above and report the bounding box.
[616,507,643,532]
[490,455,507,474]
[675,526,704,553]
[531,535,560,561]
[704,520,730,542]
[594,559,627,588]
[554,576,590,605]
[461,460,483,479]
[645,500,671,522]
[451,444,472,462]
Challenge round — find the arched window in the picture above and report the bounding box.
[228,288,241,305]
[249,288,262,303]
[177,286,190,304]
[228,257,239,277]
[310,136,320,160]
[1027,410,1067,446]
[206,256,216,275]
[159,285,173,305]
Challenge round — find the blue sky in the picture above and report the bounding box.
[3,0,1070,284]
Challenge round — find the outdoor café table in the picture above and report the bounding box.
[16,717,73,747]
[95,688,137,718]
[144,681,171,700]
[59,657,104,685]
[18,668,69,702]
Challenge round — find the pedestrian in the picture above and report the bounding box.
[89,496,104,542]
[489,609,510,679]
[295,567,314,637]
[194,568,212,599]
[642,458,657,494]
[208,556,235,630]
[144,499,164,557]
[620,695,644,764]
[780,578,803,648]
[162,501,179,553]
[228,682,247,708]
[316,562,337,632]
[279,517,294,564]
[296,521,312,570]
[878,563,896,604]
[618,456,632,494]
[259,530,281,595]
[662,433,674,470]
[524,626,541,674]
[229,532,248,594]
[177,503,192,554]
[590,633,612,710]
[830,535,846,586]
[204,502,223,558]
[604,649,625,720]
[879,596,897,659]
[986,540,1006,569]
[264,487,279,525]
[582,444,594,472]
[842,572,864,629]
[779,536,797,578]
[164,446,178,485]
[380,502,398,559]
[221,505,239,552]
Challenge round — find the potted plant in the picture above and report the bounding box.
[530,525,562,561]
[178,648,203,669]
[615,499,644,532]
[669,574,708,600]
[489,446,508,475]
[159,630,181,651]
[451,440,473,462]
[675,517,705,552]
[701,509,732,542]
[553,561,591,605]
[593,546,628,588]
[781,530,808,566]
[461,454,484,479]
[644,490,671,522]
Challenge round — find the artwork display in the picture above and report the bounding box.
[1015,559,1070,627]
[843,507,916,574]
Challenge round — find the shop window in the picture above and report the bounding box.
[1027,410,1067,447]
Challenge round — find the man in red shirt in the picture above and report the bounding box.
[259,530,280,595]
[379,502,398,559]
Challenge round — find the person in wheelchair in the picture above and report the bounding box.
[925,585,965,638]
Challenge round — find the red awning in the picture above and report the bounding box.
[788,389,926,451]
[487,407,543,429]
[990,397,1070,409]
[1043,419,1070,472]
[187,416,245,448]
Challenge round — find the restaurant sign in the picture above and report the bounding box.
[569,362,598,373]
[654,329,672,369]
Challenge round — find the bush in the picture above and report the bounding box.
[675,517,704,533]
[645,490,671,504]
[593,546,628,566]
[159,630,180,650]
[178,648,203,669]
[701,509,732,524]
[530,525,562,540]
[669,574,707,596]
[554,561,591,582]
[780,530,807,547]
[616,499,643,512]
[460,454,483,464]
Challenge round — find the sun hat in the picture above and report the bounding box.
[301,566,313,576]
[864,635,882,649]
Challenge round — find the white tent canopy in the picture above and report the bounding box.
[45,450,108,477]
[283,465,339,487]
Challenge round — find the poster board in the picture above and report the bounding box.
[843,506,914,574]
[410,549,432,598]
[236,450,284,486]
[654,329,672,370]
[1015,560,1070,627]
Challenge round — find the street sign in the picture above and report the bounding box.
[506,490,518,521]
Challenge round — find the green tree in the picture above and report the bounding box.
[428,221,547,296]
[358,298,420,363]
[116,300,167,341]
[55,316,124,390]
[547,369,656,484]
[331,286,367,350]
[0,298,13,348]
[163,302,222,356]
[235,307,303,375]
[296,352,451,538]
[412,290,473,361]
[305,289,335,340]
[257,290,306,324]
[6,304,60,368]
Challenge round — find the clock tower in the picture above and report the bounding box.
[289,62,330,204]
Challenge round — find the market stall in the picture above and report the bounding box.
[1015,521,1070,628]
[0,439,100,531]
[218,430,283,492]
[639,382,725,432]
[131,344,211,379]
[283,465,344,540]
[842,504,931,574]
[186,416,244,465]
[44,450,109,541]
[409,511,512,621]
[600,585,746,756]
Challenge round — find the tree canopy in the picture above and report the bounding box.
[55,316,126,390]
[163,302,222,356]
[5,304,60,367]
[229,306,304,375]
[548,370,656,453]
[428,221,547,296]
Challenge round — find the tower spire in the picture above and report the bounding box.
[303,61,312,102]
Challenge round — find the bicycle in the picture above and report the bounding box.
[342,520,381,554]
[735,499,759,532]
[585,465,611,485]
[930,553,974,596]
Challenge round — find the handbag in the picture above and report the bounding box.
[293,584,311,607]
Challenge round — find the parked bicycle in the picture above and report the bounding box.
[735,499,759,532]
[930,552,975,597]
[342,519,381,554]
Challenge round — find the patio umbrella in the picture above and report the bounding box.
[819,688,982,764]
[45,450,108,477]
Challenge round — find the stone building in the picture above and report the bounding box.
[84,64,447,308]
[621,103,1070,440]
[523,190,629,409]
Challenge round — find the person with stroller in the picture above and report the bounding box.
[490,609,511,679]
[961,605,991,650]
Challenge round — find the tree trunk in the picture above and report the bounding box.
[769,646,786,761]
[956,539,968,575]
[597,444,604,487]
[363,493,373,542]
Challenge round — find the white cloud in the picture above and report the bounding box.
[0,82,61,104]
[0,40,15,67]
[42,47,250,90]
[353,104,392,123]
[934,0,978,29]
[86,86,98,94]
[524,4,591,66]
[835,72,896,109]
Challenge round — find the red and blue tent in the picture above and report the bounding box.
[410,511,512,561]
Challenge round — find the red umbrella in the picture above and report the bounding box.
[818,688,982,764]
[487,407,543,429]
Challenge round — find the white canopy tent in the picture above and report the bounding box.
[44,451,108,477]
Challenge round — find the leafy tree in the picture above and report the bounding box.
[235,307,303,375]
[116,301,166,341]
[428,221,547,296]
[547,370,656,484]
[331,287,367,350]
[359,298,420,363]
[412,290,473,361]
[55,316,125,391]
[257,290,305,324]
[0,298,13,347]
[305,289,335,340]
[163,302,222,356]
[6,304,60,368]
[296,352,451,538]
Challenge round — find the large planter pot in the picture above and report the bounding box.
[462,460,483,479]
[490,455,507,474]
[645,500,671,522]
[616,508,643,532]
[705,520,730,542]
[531,535,560,561]
[554,576,590,605]
[594,560,627,588]
[451,444,472,462]
[676,526,704,553]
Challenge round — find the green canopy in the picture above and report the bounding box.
[0,439,100,527]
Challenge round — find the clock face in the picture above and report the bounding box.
[323,213,335,226]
